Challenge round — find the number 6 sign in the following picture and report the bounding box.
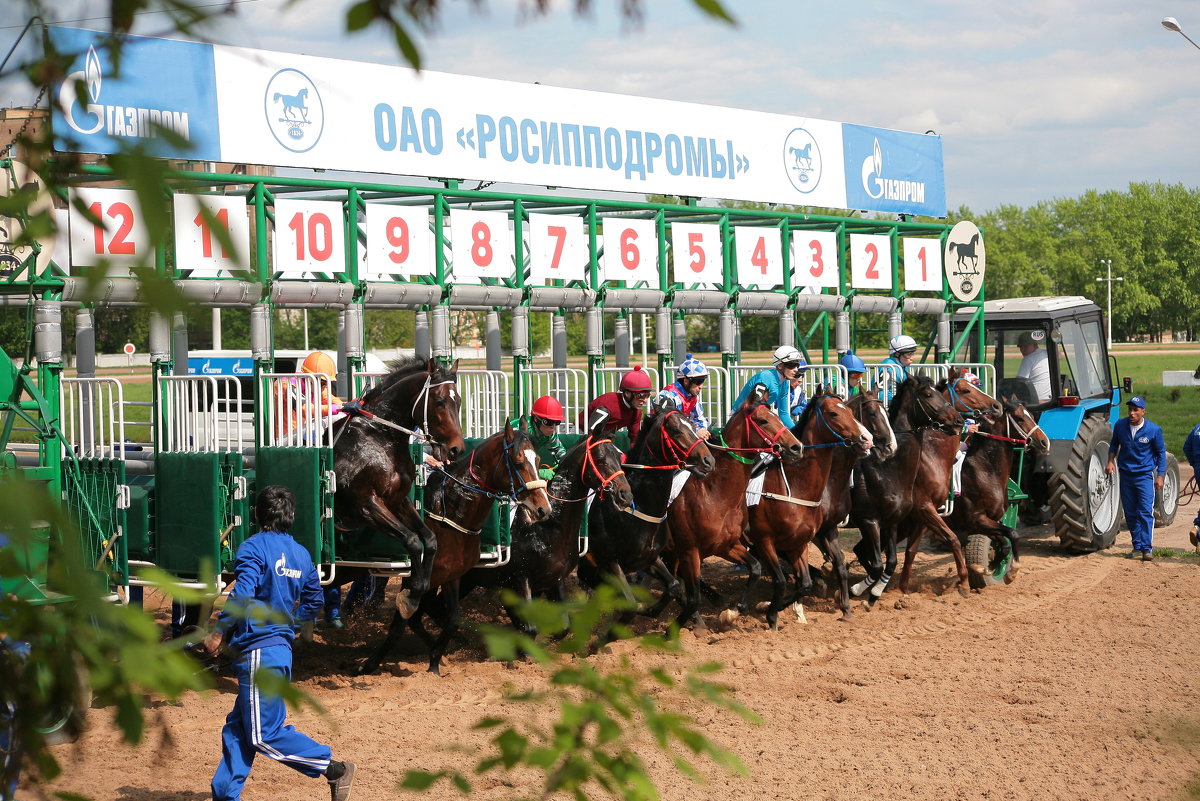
[601,217,659,288]
[68,187,150,270]
[849,233,892,290]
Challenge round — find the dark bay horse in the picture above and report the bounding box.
[806,388,896,620]
[665,385,804,629]
[850,373,964,602]
[333,357,467,611]
[356,421,552,675]
[578,397,715,611]
[743,390,873,628]
[457,410,634,634]
[947,399,1049,589]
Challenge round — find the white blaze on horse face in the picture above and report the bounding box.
[853,418,873,450]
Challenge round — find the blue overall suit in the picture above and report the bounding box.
[1109,417,1166,554]
[211,530,329,801]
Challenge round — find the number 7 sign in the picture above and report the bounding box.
[527,213,586,282]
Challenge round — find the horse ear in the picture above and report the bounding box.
[449,358,460,374]
[504,418,516,440]
[426,357,438,374]
[587,407,610,435]
[519,415,531,434]
[655,395,674,414]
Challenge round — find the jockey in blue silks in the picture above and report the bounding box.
[656,354,712,439]
[730,345,806,429]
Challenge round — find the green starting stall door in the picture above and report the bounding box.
[254,446,335,565]
[155,451,247,578]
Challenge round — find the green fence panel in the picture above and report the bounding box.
[156,452,246,579]
[125,477,153,562]
[62,456,128,585]
[255,447,334,564]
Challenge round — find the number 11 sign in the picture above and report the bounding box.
[173,194,251,277]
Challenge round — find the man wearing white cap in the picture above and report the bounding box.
[1105,396,1166,561]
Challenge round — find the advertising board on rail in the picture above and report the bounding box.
[48,26,946,217]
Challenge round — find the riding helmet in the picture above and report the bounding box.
[619,365,653,392]
[888,335,918,355]
[677,354,709,379]
[300,351,337,379]
[772,345,805,367]
[839,352,867,373]
[530,395,565,422]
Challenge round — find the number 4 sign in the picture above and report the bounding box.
[68,187,150,270]
[734,228,783,289]
[849,233,892,290]
[902,237,943,291]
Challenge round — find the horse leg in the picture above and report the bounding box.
[361,495,426,614]
[818,523,853,621]
[850,519,884,598]
[356,608,408,675]
[754,540,788,630]
[426,581,462,676]
[673,547,705,631]
[1004,524,1020,583]
[396,502,439,605]
[643,558,681,619]
[897,520,926,594]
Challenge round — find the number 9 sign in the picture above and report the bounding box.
[365,202,433,278]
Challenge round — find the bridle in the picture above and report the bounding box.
[625,410,707,470]
[945,376,995,419]
[547,435,628,502]
[800,397,867,451]
[461,434,548,502]
[895,380,960,434]
[709,403,794,464]
[337,370,459,448]
[976,408,1047,449]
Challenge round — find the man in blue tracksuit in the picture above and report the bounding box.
[1105,397,1166,561]
[203,485,356,801]
[1184,422,1200,549]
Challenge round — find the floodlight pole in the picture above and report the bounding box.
[1095,259,1123,349]
[1162,16,1200,51]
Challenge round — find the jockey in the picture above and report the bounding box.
[582,365,652,443]
[274,351,344,438]
[730,345,805,429]
[951,371,983,496]
[839,352,867,397]
[655,354,711,440]
[878,334,918,404]
[513,395,567,481]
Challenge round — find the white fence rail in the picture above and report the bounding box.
[521,368,589,435]
[458,369,510,439]
[158,375,245,454]
[259,373,335,448]
[61,378,126,460]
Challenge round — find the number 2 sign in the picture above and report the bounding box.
[790,230,839,289]
[902,237,943,291]
[68,187,150,270]
[849,233,892,290]
[274,198,346,277]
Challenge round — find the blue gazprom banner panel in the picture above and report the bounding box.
[50,27,947,217]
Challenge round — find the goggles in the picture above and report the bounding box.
[780,361,802,370]
[533,416,561,427]
[686,376,707,385]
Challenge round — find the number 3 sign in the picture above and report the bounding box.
[68,187,150,271]
[849,233,892,290]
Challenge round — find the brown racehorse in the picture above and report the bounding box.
[356,421,552,675]
[665,385,804,629]
[743,390,873,629]
[334,357,467,611]
[579,397,715,611]
[850,373,964,603]
[948,398,1049,588]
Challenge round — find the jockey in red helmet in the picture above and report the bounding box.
[581,365,652,442]
[514,395,567,481]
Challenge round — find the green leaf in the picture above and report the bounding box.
[345,0,375,31]
[692,0,737,24]
[399,769,445,790]
[473,716,508,730]
[390,21,422,71]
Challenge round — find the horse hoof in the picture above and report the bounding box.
[957,585,970,598]
[394,589,418,620]
[791,602,807,624]
[717,609,740,628]
[355,661,378,677]
[838,611,853,623]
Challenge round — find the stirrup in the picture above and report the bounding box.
[937,495,954,517]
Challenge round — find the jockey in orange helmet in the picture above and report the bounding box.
[274,351,344,439]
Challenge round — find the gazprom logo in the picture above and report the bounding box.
[274,553,302,579]
[860,137,926,205]
[264,69,324,153]
[58,45,192,141]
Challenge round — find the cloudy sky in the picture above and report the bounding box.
[2,0,1197,214]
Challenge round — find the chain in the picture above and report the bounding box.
[1,83,48,160]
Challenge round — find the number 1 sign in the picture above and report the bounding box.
[274,198,346,277]
[68,187,150,271]
[849,233,892,290]
[902,237,943,292]
[173,194,251,277]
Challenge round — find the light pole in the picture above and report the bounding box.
[1162,16,1200,51]
[1095,259,1123,349]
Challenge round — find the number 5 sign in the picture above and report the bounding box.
[68,187,150,270]
[669,222,722,287]
[274,198,346,277]
[601,217,658,288]
[849,233,892,290]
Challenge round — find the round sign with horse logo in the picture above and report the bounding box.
[263,68,325,154]
[943,220,985,302]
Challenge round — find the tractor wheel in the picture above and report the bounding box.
[965,533,1010,589]
[1050,415,1122,553]
[1155,453,1180,527]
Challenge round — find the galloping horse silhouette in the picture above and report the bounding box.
[789,143,813,170]
[947,233,982,272]
[273,88,310,121]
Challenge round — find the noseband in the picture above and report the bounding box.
[467,436,548,502]
[946,377,994,418]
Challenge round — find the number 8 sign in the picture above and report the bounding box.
[449,209,513,280]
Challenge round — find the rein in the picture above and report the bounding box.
[546,437,627,503]
[467,438,548,502]
[624,411,704,470]
[946,377,994,418]
[707,407,789,463]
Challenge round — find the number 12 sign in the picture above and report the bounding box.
[68,187,151,270]
[849,233,892,290]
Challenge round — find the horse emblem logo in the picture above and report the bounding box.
[264,68,324,154]
[782,128,822,194]
[943,220,986,302]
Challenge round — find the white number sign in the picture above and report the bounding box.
[449,209,513,280]
[274,198,346,277]
[902,236,943,292]
[734,227,783,289]
[528,213,586,283]
[849,233,892,290]
[173,194,250,277]
[670,222,722,287]
[364,203,433,278]
[791,230,839,290]
[600,217,658,288]
[68,187,150,270]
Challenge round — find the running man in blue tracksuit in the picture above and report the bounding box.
[1105,396,1166,561]
[1184,422,1200,548]
[203,485,356,801]
[730,345,806,429]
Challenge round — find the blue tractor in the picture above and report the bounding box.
[956,297,1180,552]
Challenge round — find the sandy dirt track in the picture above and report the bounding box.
[40,504,1200,801]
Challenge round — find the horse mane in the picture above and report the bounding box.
[888,372,931,424]
[628,407,660,461]
[791,387,822,434]
[362,355,439,402]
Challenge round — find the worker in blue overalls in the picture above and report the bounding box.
[1105,396,1166,562]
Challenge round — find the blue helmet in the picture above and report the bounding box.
[839,352,867,373]
[677,353,709,379]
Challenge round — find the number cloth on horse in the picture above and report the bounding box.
[582,392,643,441]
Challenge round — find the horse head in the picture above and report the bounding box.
[897,373,962,431]
[732,384,803,464]
[850,389,896,461]
[642,396,715,477]
[801,391,874,456]
[420,358,467,460]
[495,419,552,524]
[944,368,1003,420]
[1002,398,1050,455]
[580,409,634,511]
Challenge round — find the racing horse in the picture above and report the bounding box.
[356,420,553,675]
[947,399,1049,589]
[453,410,635,643]
[333,356,467,617]
[578,397,715,613]
[664,385,804,629]
[742,390,873,628]
[849,372,965,602]
[807,388,897,620]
